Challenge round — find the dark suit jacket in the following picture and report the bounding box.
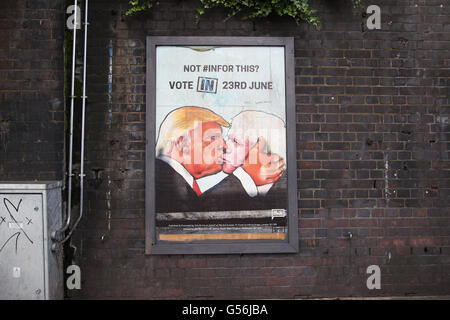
[155,158,287,213]
[155,159,203,213]
[200,172,287,211]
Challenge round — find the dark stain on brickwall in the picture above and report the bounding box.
[0,0,65,181]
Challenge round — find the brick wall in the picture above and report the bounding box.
[65,0,449,299]
[0,0,65,181]
[3,0,448,298]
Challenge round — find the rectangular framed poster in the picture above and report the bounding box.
[146,37,297,254]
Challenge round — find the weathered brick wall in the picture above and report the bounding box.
[65,0,449,299]
[0,0,65,181]
[3,0,446,298]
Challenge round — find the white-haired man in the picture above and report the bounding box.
[223,110,286,194]
[200,110,287,211]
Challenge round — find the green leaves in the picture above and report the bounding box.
[125,0,362,28]
[195,0,323,27]
[125,0,154,16]
[352,0,362,8]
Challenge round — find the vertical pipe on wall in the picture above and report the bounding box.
[52,0,90,245]
[52,0,78,241]
[60,0,89,243]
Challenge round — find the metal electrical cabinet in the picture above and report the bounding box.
[0,182,64,300]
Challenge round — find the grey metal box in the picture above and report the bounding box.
[0,182,64,300]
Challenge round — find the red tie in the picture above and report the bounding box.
[192,180,202,196]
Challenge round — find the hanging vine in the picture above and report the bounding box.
[125,0,362,28]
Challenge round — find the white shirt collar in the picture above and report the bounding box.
[157,155,194,188]
[232,167,258,197]
[157,155,227,194]
[196,171,228,194]
[232,167,274,197]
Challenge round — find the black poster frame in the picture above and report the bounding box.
[146,36,297,254]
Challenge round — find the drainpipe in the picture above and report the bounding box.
[52,0,78,242]
[52,0,89,246]
[60,0,89,244]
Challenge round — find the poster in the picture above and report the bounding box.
[147,37,297,254]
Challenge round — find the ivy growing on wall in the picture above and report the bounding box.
[125,0,362,28]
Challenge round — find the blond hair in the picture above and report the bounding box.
[156,106,230,156]
[228,111,286,160]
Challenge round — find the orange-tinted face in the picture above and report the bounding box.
[222,132,250,174]
[182,121,225,179]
